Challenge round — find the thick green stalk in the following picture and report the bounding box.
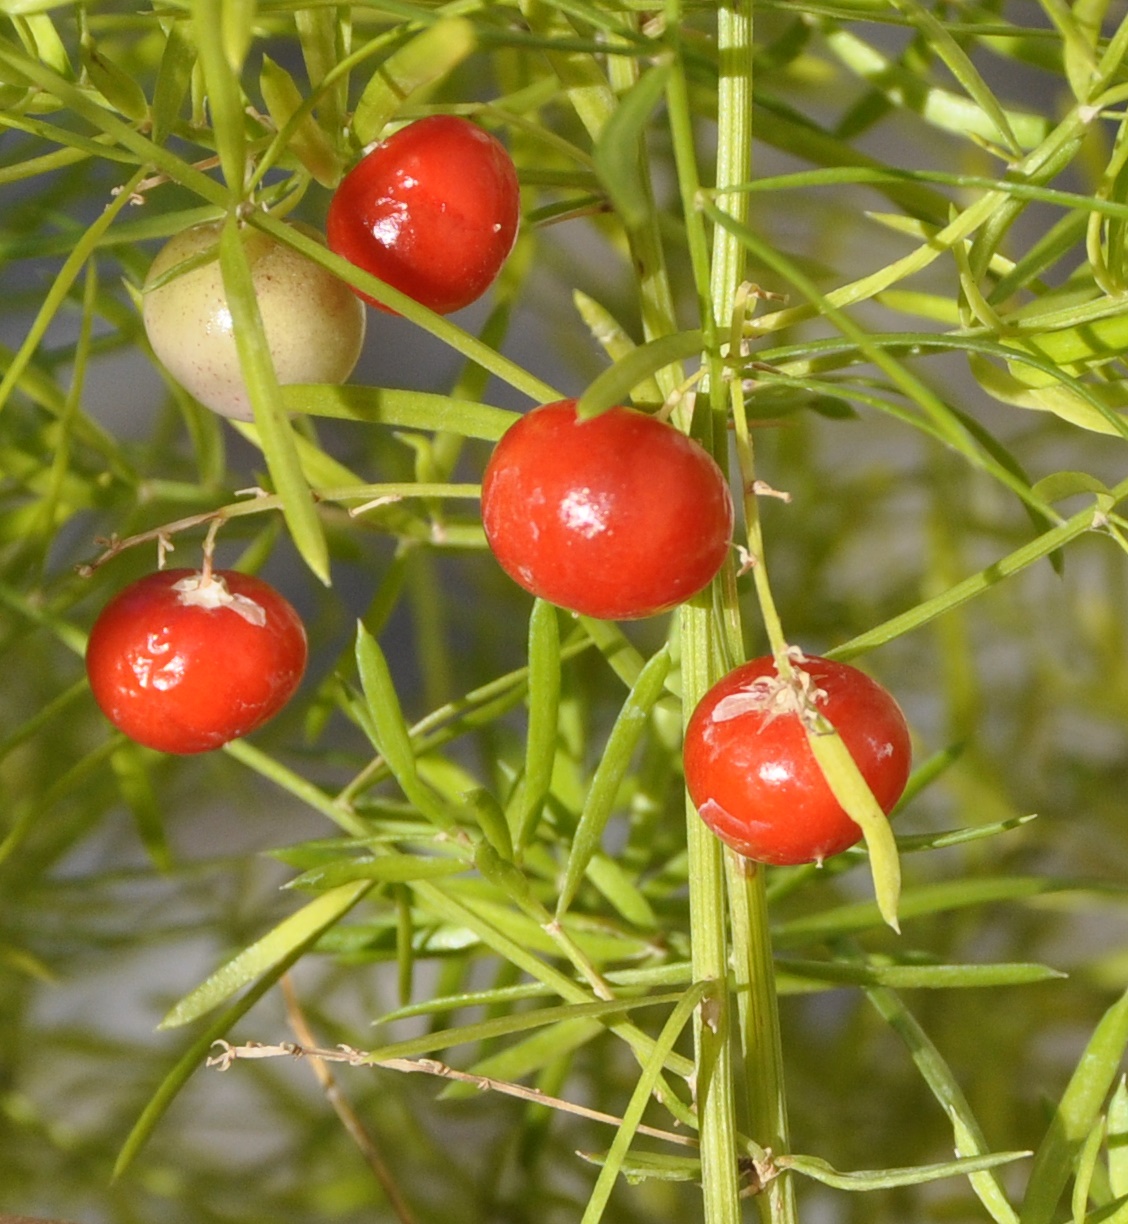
[726,853,794,1223]
[714,8,797,1220]
[663,7,741,1219]
[681,606,743,1224]
[710,11,797,1219]
[672,2,798,1220]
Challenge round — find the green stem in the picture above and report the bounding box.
[713,3,800,1220]
[668,2,798,1222]
[665,1,743,1215]
[712,0,797,1217]
[726,853,794,1223]
[731,387,790,665]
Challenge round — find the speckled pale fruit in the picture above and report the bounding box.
[142,221,366,421]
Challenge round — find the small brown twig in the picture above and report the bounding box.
[747,479,792,503]
[280,977,420,1224]
[207,1036,700,1150]
[74,489,280,577]
[111,154,223,201]
[199,517,223,581]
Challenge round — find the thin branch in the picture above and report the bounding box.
[280,978,420,1224]
[207,1037,700,1149]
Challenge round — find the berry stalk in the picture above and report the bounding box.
[670,0,798,1219]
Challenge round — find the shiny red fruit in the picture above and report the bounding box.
[684,655,911,865]
[327,115,519,315]
[481,399,734,620]
[86,568,308,754]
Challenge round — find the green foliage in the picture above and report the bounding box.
[4,2,1128,1223]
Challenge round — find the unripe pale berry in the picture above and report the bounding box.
[143,221,366,421]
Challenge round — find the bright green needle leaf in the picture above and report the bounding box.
[577,1150,700,1184]
[805,723,902,930]
[279,383,517,439]
[777,877,1113,945]
[573,291,664,405]
[893,813,1038,855]
[352,17,477,146]
[221,0,256,74]
[781,1150,1030,1192]
[81,41,148,122]
[970,354,1128,439]
[556,648,670,919]
[354,622,456,830]
[867,985,1023,1224]
[151,22,196,144]
[888,0,1022,154]
[20,12,71,75]
[515,599,561,851]
[285,854,467,891]
[1108,1077,1128,1198]
[1021,986,1128,1224]
[194,0,246,196]
[776,958,1063,991]
[579,981,710,1224]
[823,24,1045,150]
[159,881,373,1028]
[1073,1114,1106,1224]
[115,914,340,1177]
[831,476,1128,662]
[260,55,340,186]
[875,287,963,325]
[593,61,671,232]
[370,993,689,1069]
[576,330,705,419]
[466,787,515,861]
[218,215,330,583]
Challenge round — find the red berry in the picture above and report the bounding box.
[85,568,308,755]
[327,115,519,314]
[481,399,734,620]
[684,655,911,866]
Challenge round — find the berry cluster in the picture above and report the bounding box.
[93,115,520,755]
[92,113,911,864]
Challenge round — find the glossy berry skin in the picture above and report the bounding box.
[481,399,734,620]
[684,656,911,866]
[327,115,519,314]
[143,221,366,421]
[86,569,308,755]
